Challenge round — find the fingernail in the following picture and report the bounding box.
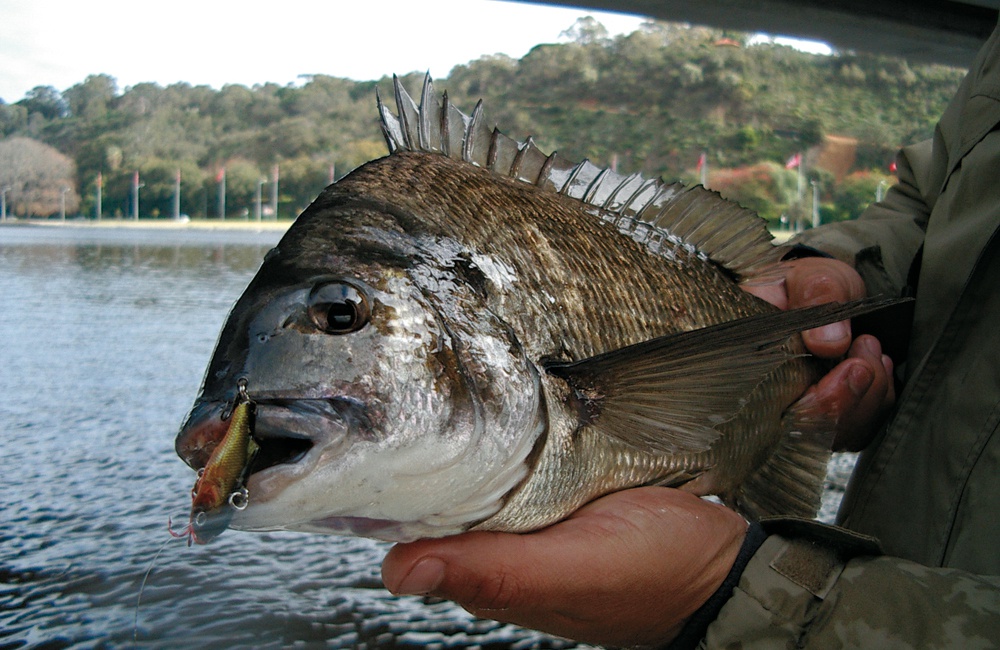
[393,557,446,595]
[813,321,849,343]
[857,335,881,356]
[847,364,874,396]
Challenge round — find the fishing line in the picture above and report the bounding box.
[133,521,186,645]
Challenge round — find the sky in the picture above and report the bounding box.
[0,0,649,103]
[0,0,831,104]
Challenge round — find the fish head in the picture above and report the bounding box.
[176,200,545,542]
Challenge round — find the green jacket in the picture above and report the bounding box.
[701,22,1000,648]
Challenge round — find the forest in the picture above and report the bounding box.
[0,18,965,226]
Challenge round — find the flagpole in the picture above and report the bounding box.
[173,169,181,220]
[271,164,279,220]
[96,173,102,221]
[218,168,226,220]
[797,158,804,203]
[132,171,141,220]
[811,180,820,228]
[696,152,708,187]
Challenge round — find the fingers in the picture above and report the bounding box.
[786,259,867,358]
[744,258,893,450]
[791,335,895,452]
[833,336,895,451]
[382,488,747,647]
[743,257,867,358]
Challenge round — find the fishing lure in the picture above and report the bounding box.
[170,378,259,545]
[140,383,259,640]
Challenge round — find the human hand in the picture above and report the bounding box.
[793,334,895,451]
[744,257,867,357]
[382,488,747,647]
[744,257,895,450]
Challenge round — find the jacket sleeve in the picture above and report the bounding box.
[702,522,1000,648]
[789,139,934,299]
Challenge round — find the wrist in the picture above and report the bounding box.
[664,521,769,650]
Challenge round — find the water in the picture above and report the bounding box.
[0,225,579,650]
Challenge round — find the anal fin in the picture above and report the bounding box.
[728,394,835,520]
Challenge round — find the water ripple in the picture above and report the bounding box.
[1,229,582,649]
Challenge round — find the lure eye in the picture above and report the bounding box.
[307,282,370,334]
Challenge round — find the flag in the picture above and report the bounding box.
[889,161,897,173]
[96,172,102,188]
[696,152,707,171]
[785,153,802,169]
[215,167,226,183]
[133,170,140,186]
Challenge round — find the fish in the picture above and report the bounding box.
[174,75,898,543]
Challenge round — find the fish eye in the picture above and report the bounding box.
[307,282,370,334]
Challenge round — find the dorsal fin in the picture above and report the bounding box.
[377,74,788,279]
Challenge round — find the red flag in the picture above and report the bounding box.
[696,152,707,171]
[785,153,802,169]
[889,161,897,173]
[215,167,226,183]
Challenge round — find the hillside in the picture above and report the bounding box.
[0,19,964,224]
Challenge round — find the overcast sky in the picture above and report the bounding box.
[0,0,655,102]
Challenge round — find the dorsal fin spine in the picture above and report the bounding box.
[583,167,611,204]
[393,75,416,152]
[509,138,532,179]
[536,153,558,188]
[601,172,642,211]
[464,101,484,164]
[487,128,501,171]
[560,161,587,196]
[440,92,452,158]
[418,74,434,152]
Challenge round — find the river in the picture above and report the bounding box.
[0,224,580,649]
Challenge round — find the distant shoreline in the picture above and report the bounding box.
[0,217,292,232]
[2,217,797,242]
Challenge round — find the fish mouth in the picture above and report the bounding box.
[176,396,364,480]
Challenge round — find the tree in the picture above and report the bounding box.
[64,74,118,120]
[561,16,610,45]
[0,137,78,217]
[17,86,68,120]
[0,22,966,222]
[0,102,27,136]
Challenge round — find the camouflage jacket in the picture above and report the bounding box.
[699,21,1000,649]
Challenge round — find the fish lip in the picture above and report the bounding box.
[176,395,364,475]
[175,401,229,471]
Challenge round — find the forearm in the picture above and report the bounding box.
[703,522,1000,648]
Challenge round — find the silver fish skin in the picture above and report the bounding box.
[175,75,895,542]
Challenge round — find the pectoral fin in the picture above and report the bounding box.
[545,297,906,456]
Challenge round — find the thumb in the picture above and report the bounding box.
[382,531,534,611]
